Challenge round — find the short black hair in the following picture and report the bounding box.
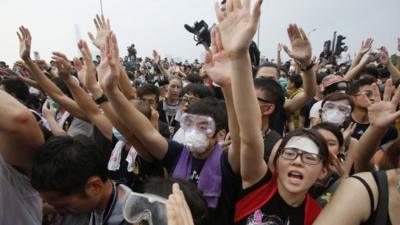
[143,177,208,225]
[180,84,215,98]
[31,135,109,196]
[137,84,160,102]
[186,73,204,84]
[256,62,280,77]
[289,74,303,88]
[313,122,344,150]
[187,97,227,134]
[348,78,375,95]
[254,77,285,116]
[1,78,29,102]
[356,66,379,80]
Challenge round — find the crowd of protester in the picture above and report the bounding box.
[1,0,400,225]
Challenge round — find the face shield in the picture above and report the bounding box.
[123,192,167,225]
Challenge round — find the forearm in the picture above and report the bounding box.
[44,116,67,136]
[387,62,400,83]
[18,76,41,89]
[349,53,364,70]
[65,78,99,117]
[104,86,167,159]
[352,126,385,172]
[222,86,241,175]
[230,52,266,186]
[301,68,316,98]
[118,65,136,99]
[344,59,368,82]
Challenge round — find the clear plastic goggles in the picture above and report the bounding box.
[322,101,351,115]
[123,192,167,225]
[180,113,216,135]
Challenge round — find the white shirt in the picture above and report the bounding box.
[309,100,322,119]
[0,155,42,225]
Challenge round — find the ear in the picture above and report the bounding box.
[215,129,227,142]
[262,104,276,116]
[317,166,329,181]
[85,176,105,197]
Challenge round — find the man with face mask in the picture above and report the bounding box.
[318,93,353,126]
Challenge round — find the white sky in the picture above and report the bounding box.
[1,0,399,65]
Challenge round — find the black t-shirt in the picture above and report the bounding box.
[350,117,398,146]
[236,171,305,225]
[93,126,164,191]
[162,140,242,225]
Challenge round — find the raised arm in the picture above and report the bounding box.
[276,43,282,65]
[153,50,171,78]
[215,0,265,188]
[0,89,44,167]
[203,17,241,175]
[99,32,168,160]
[17,26,87,120]
[282,26,316,114]
[349,38,373,70]
[379,46,400,83]
[351,79,400,173]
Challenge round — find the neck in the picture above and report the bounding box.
[261,116,270,133]
[166,97,179,105]
[351,108,369,124]
[277,177,307,207]
[94,180,113,213]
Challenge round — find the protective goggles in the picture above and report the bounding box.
[123,192,167,225]
[322,101,351,115]
[180,113,216,135]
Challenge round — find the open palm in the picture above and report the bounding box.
[282,24,312,65]
[17,26,32,60]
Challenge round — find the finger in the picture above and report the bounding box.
[390,85,400,106]
[232,0,242,10]
[282,44,292,57]
[214,2,224,23]
[52,52,68,61]
[101,14,106,28]
[88,32,95,42]
[251,0,262,27]
[299,27,309,42]
[388,111,400,123]
[17,32,22,41]
[106,18,111,30]
[382,79,394,102]
[215,26,224,53]
[73,57,82,70]
[93,17,100,31]
[287,25,295,43]
[111,33,119,58]
[371,83,381,103]
[292,24,301,40]
[210,28,217,54]
[226,0,233,13]
[243,0,250,9]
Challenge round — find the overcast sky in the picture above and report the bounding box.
[1,0,399,65]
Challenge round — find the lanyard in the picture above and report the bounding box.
[91,182,119,225]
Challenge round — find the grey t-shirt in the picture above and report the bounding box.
[0,155,42,225]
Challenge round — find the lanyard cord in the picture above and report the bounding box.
[92,182,119,225]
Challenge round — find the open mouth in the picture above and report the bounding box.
[288,171,303,184]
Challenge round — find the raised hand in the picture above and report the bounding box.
[214,0,262,57]
[277,43,282,52]
[42,100,57,119]
[359,38,373,55]
[17,26,32,61]
[98,32,120,91]
[88,15,111,50]
[203,28,231,87]
[166,183,194,225]
[51,52,72,81]
[73,57,86,85]
[368,79,400,129]
[152,50,161,65]
[341,122,356,141]
[282,24,312,65]
[378,46,390,65]
[77,40,97,89]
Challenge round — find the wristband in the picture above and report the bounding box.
[94,94,108,105]
[300,61,315,71]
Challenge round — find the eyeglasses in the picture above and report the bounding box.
[181,95,200,105]
[279,148,323,165]
[323,101,351,115]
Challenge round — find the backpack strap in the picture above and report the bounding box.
[372,171,388,225]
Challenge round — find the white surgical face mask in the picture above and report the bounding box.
[321,109,346,125]
[183,129,209,153]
